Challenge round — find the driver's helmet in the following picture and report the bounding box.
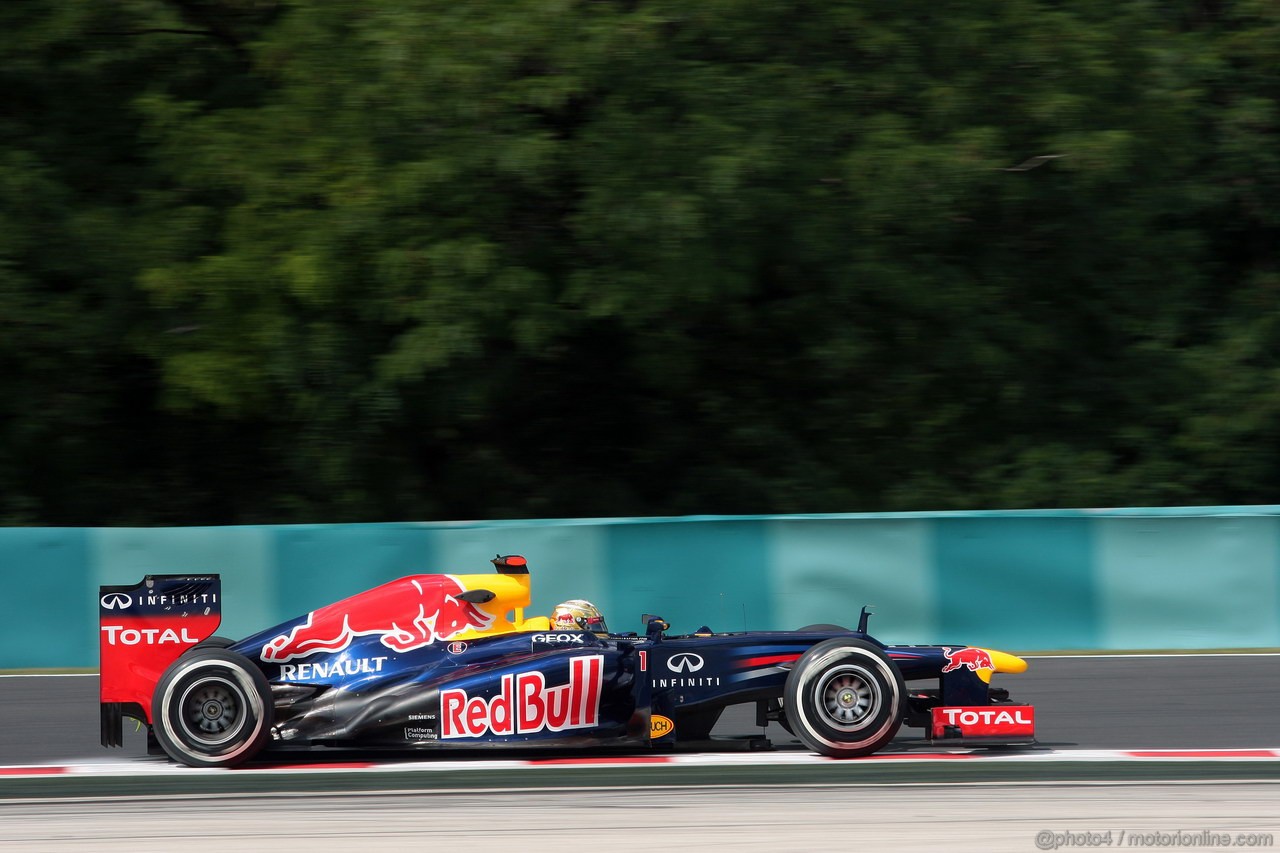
[551,599,609,635]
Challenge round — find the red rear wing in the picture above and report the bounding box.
[99,575,222,746]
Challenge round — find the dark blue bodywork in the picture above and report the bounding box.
[227,618,994,750]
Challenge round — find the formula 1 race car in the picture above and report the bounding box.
[99,555,1035,767]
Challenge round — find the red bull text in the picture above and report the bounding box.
[261,575,493,662]
[441,655,603,739]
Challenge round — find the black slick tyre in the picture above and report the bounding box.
[783,638,905,758]
[776,625,852,736]
[192,635,235,651]
[151,647,273,768]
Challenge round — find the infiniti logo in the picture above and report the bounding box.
[100,592,132,610]
[666,653,704,673]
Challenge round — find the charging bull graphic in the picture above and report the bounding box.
[941,646,995,673]
[261,575,494,662]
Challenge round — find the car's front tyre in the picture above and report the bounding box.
[783,638,904,758]
[151,648,273,768]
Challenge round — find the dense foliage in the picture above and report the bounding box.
[2,1,1278,524]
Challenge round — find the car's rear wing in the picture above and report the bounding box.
[99,574,222,747]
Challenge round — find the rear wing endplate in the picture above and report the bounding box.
[98,574,222,747]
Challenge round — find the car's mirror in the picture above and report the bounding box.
[642,614,669,640]
[457,589,496,604]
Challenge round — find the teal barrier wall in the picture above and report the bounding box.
[3,506,1279,669]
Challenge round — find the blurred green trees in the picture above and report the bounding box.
[2,0,1278,523]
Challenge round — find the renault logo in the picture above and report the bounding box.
[666,653,704,673]
[100,592,132,610]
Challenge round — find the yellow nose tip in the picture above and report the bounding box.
[984,649,1028,673]
[974,648,1028,683]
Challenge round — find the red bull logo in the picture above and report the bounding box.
[441,655,603,739]
[941,646,995,673]
[261,575,494,662]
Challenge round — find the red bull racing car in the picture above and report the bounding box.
[99,555,1035,767]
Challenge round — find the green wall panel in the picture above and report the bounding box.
[8,506,1280,668]
[0,528,90,669]
[765,518,936,644]
[933,517,1098,650]
[1093,516,1280,648]
[269,524,440,622]
[603,519,772,635]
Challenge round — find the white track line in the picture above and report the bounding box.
[3,748,1278,779]
[6,778,1280,806]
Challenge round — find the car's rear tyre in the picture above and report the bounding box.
[151,648,273,768]
[783,638,905,758]
[192,635,235,651]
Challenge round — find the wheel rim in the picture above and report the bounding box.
[813,664,880,730]
[177,676,247,748]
